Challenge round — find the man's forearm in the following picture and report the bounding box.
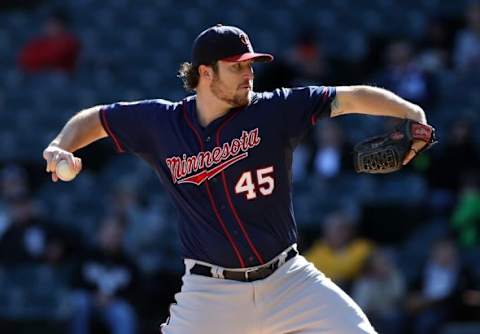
[50,105,108,152]
[332,86,427,124]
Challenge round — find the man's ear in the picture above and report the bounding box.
[198,65,213,81]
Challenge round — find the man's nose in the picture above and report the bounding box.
[243,66,254,80]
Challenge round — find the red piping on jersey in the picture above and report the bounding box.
[182,101,246,268]
[216,110,265,265]
[311,88,331,126]
[99,108,125,152]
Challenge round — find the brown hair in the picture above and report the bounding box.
[178,61,218,92]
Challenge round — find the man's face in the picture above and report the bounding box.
[210,60,254,108]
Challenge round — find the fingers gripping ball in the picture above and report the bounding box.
[56,160,77,181]
[353,119,437,174]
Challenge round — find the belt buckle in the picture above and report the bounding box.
[244,267,258,281]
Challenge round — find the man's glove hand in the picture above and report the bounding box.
[353,119,437,174]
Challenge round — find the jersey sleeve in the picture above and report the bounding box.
[276,86,336,142]
[99,99,170,154]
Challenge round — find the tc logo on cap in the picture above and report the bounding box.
[240,34,253,52]
[239,34,250,45]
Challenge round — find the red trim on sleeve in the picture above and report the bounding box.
[99,107,125,153]
[182,101,246,268]
[216,110,265,265]
[311,87,334,126]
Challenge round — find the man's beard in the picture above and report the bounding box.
[210,74,251,108]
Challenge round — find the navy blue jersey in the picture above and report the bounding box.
[99,86,336,268]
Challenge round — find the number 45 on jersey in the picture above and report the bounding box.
[235,166,275,200]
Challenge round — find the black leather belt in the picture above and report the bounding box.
[190,248,298,282]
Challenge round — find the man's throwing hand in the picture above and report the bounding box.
[43,145,82,182]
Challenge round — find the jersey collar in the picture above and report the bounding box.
[186,95,248,135]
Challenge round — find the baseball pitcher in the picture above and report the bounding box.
[43,25,435,333]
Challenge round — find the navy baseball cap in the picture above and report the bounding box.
[192,24,274,67]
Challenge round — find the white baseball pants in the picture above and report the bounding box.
[160,255,377,334]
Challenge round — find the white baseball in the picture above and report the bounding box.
[56,160,77,181]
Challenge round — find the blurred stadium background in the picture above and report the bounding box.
[0,0,479,333]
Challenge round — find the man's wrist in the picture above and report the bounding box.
[49,141,62,149]
[406,107,427,125]
[49,140,71,152]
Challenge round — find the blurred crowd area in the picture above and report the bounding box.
[1,0,480,333]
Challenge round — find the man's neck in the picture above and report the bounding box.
[195,91,231,127]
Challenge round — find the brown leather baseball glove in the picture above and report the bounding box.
[353,119,437,174]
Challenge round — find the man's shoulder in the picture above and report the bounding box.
[250,88,291,107]
[107,98,184,114]
[125,98,178,108]
[249,88,316,112]
[252,86,326,102]
[253,88,288,100]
